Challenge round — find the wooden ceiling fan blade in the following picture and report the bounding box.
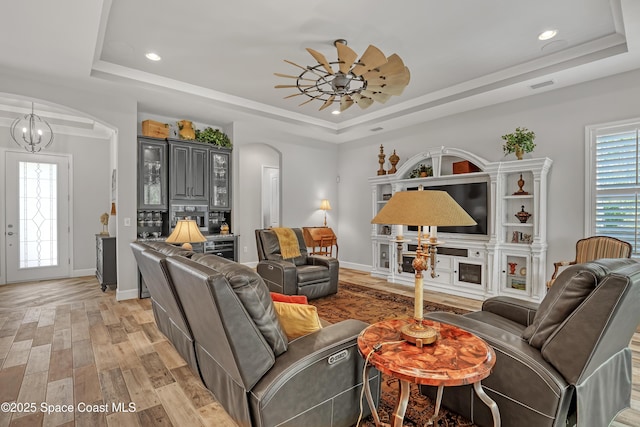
[274,84,314,89]
[336,42,358,74]
[351,45,388,76]
[363,54,406,79]
[353,94,374,109]
[306,48,334,75]
[360,90,392,104]
[274,73,316,82]
[366,68,410,87]
[284,59,308,71]
[284,92,304,99]
[367,84,406,96]
[340,96,354,112]
[298,97,317,107]
[319,95,336,111]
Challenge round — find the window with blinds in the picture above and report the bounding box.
[594,127,639,254]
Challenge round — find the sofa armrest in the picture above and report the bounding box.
[249,319,379,427]
[482,296,539,327]
[308,254,338,268]
[308,255,339,291]
[257,260,298,295]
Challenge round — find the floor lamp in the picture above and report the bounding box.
[371,186,476,346]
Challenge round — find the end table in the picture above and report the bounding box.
[357,317,500,427]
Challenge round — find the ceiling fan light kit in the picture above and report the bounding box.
[275,39,410,112]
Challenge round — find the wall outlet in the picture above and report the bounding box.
[243,246,248,253]
[124,217,131,226]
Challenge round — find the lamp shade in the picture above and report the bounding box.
[371,190,476,226]
[166,220,207,244]
[320,199,332,211]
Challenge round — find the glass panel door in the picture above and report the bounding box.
[5,152,70,282]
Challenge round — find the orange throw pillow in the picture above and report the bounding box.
[270,292,309,305]
[272,301,322,340]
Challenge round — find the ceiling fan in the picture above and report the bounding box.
[274,39,410,112]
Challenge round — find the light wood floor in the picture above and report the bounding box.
[0,269,637,426]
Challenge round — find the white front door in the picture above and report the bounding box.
[5,151,70,282]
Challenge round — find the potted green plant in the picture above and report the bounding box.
[409,164,433,178]
[502,127,536,160]
[194,127,232,148]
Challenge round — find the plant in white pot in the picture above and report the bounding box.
[502,127,536,160]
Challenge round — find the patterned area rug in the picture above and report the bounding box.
[311,281,477,427]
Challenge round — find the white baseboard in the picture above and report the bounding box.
[116,287,139,301]
[339,262,371,272]
[72,268,95,277]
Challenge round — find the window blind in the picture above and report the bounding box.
[595,128,639,254]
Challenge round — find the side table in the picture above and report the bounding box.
[357,317,500,427]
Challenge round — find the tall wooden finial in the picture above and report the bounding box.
[377,145,387,175]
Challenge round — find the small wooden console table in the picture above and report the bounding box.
[357,318,500,427]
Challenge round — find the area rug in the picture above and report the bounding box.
[310,281,477,427]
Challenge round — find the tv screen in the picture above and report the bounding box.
[407,182,488,235]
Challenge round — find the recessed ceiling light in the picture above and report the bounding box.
[331,110,341,115]
[145,52,162,61]
[538,30,558,41]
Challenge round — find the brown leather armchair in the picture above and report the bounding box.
[548,235,631,288]
[421,258,640,427]
[255,228,339,300]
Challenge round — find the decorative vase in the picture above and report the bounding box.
[508,262,517,275]
[513,174,529,195]
[388,150,399,174]
[178,120,195,140]
[515,205,531,223]
[515,147,524,160]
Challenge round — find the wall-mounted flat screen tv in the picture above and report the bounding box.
[407,182,488,235]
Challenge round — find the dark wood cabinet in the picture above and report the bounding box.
[209,149,231,211]
[169,140,209,202]
[96,235,117,291]
[138,137,168,210]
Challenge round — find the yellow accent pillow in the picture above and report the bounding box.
[272,301,322,341]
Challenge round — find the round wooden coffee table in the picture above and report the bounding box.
[357,317,500,427]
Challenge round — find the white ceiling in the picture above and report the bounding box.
[2,0,640,142]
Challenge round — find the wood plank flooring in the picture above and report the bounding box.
[0,276,236,427]
[0,269,638,426]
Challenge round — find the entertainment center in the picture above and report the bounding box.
[370,146,552,302]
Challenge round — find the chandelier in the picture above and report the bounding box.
[275,39,410,112]
[10,102,54,153]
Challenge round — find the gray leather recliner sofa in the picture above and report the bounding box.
[131,241,379,427]
[421,258,640,427]
[255,228,339,300]
[130,241,200,378]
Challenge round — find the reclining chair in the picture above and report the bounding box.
[255,228,338,300]
[130,241,200,378]
[164,253,379,427]
[421,258,640,427]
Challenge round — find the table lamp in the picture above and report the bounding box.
[165,219,207,250]
[320,199,332,227]
[371,186,476,346]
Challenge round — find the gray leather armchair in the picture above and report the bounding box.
[255,228,339,300]
[165,252,379,427]
[421,258,640,427]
